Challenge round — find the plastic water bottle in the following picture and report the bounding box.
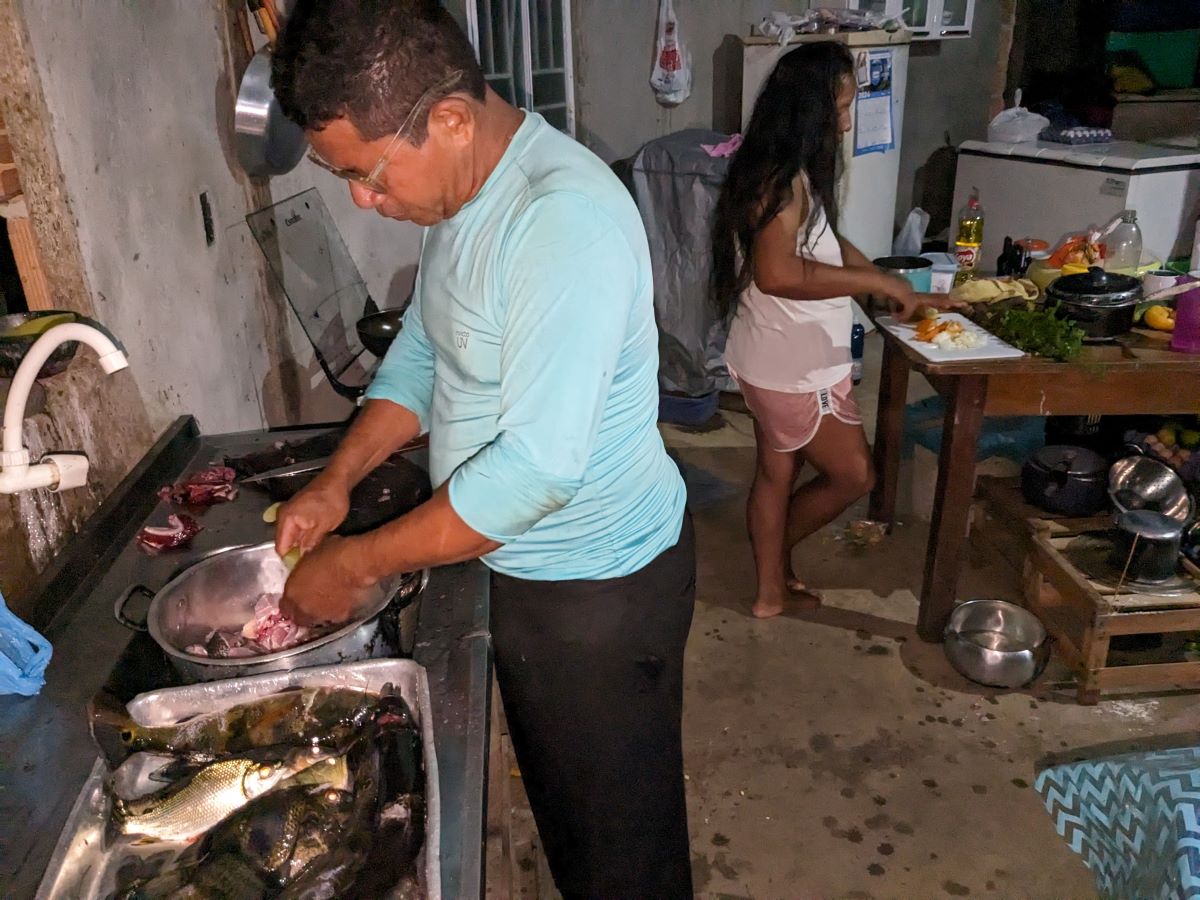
[851,322,865,385]
[1105,210,1142,273]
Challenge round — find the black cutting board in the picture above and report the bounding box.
[228,436,432,536]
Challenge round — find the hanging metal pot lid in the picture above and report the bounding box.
[1029,444,1108,479]
[235,46,307,177]
[1046,266,1142,308]
[1117,509,1184,541]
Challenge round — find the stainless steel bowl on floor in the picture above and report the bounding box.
[943,599,1050,689]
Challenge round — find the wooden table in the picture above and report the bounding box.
[868,326,1200,642]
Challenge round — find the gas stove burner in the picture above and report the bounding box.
[1063,532,1198,598]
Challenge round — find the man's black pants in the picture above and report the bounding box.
[490,514,696,899]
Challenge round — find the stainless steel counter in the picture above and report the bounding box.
[0,417,492,898]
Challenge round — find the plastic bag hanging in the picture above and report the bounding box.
[0,589,52,696]
[650,0,692,107]
[987,89,1049,143]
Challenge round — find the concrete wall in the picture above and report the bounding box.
[896,4,1008,236]
[0,1,421,609]
[572,2,1006,242]
[571,0,807,163]
[18,1,422,437]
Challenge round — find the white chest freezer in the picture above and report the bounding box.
[952,139,1200,268]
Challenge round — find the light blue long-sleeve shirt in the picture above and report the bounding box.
[366,112,686,581]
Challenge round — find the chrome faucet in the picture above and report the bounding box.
[0,322,129,494]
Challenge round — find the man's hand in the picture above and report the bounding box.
[280,535,376,626]
[274,475,351,557]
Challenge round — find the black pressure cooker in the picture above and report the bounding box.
[1045,267,1142,340]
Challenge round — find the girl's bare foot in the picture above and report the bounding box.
[752,584,822,619]
[787,572,823,607]
[752,593,786,619]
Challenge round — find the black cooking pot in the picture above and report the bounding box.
[1045,267,1141,340]
[1021,444,1109,516]
[1111,509,1183,583]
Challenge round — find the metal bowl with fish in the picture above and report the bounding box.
[114,542,427,683]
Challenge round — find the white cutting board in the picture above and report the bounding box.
[878,313,1025,362]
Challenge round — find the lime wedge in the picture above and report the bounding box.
[262,502,282,524]
[282,548,303,571]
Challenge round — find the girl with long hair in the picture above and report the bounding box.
[712,42,957,619]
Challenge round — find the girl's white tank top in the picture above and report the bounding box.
[724,201,853,394]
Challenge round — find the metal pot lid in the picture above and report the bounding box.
[1117,509,1183,541]
[1046,267,1142,308]
[874,255,932,272]
[1029,444,1108,478]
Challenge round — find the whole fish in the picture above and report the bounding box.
[347,704,426,899]
[113,746,331,843]
[116,850,267,900]
[201,784,354,882]
[276,738,383,898]
[347,793,425,899]
[89,686,377,769]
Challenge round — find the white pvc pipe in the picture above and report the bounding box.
[2,323,129,457]
[0,461,57,493]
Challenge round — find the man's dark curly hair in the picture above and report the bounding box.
[272,0,487,143]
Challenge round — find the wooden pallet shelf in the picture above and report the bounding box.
[1024,516,1200,704]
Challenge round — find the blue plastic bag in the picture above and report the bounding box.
[0,590,52,696]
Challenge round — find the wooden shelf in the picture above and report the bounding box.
[1025,517,1200,704]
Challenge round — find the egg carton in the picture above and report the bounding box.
[1039,126,1113,145]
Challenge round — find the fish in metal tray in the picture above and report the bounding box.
[204,784,355,882]
[112,746,335,844]
[114,851,268,900]
[115,778,357,897]
[89,686,377,769]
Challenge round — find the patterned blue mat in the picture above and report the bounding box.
[1036,747,1200,899]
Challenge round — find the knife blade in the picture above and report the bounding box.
[241,457,332,485]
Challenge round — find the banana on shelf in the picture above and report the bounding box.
[950,277,1039,305]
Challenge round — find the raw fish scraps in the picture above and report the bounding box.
[158,465,239,506]
[136,514,202,553]
[184,594,316,659]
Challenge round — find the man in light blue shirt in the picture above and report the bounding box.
[273,2,694,897]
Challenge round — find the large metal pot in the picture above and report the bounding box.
[235,46,307,177]
[1111,510,1183,584]
[1045,267,1141,340]
[115,542,426,683]
[1021,444,1109,517]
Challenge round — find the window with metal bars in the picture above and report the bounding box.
[464,0,575,135]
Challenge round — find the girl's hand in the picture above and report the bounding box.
[872,272,921,322]
[916,292,970,313]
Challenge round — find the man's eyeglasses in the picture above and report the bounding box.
[307,69,465,193]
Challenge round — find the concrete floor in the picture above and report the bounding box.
[496,332,1200,899]
[668,332,1200,899]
